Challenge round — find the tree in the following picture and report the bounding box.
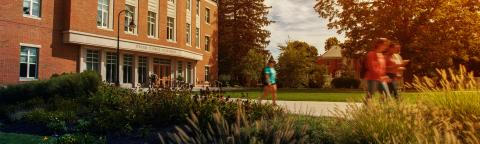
[309,64,328,88]
[218,0,272,85]
[277,41,318,88]
[239,49,268,87]
[324,37,340,51]
[314,0,480,80]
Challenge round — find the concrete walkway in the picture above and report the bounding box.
[259,100,362,117]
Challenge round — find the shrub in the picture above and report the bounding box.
[0,71,101,105]
[55,133,106,144]
[23,109,76,133]
[331,77,360,89]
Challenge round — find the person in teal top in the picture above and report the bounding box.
[264,65,277,85]
[259,60,277,105]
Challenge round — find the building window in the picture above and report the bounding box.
[125,4,136,33]
[195,28,200,48]
[186,0,191,11]
[195,0,199,15]
[147,11,157,37]
[204,66,210,82]
[123,55,134,83]
[97,0,109,27]
[19,46,38,79]
[23,0,41,17]
[177,61,183,80]
[86,50,100,73]
[205,8,210,24]
[167,17,175,41]
[138,56,148,84]
[205,36,210,51]
[106,52,117,83]
[186,23,191,45]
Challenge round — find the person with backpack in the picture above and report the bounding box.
[259,60,277,105]
[385,43,409,99]
[364,38,391,101]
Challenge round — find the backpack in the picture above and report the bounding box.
[261,67,267,85]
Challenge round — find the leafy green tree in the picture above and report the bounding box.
[309,64,328,88]
[277,41,318,88]
[218,0,272,85]
[314,0,480,79]
[324,37,340,51]
[239,49,268,87]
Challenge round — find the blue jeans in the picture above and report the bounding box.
[387,73,399,99]
[367,80,390,99]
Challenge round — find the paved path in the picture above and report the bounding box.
[259,100,362,117]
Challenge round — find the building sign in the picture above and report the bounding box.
[64,30,203,60]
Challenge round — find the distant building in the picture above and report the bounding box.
[317,46,344,78]
[0,0,218,87]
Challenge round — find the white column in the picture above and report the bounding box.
[133,55,139,87]
[100,50,107,81]
[118,54,124,85]
[148,57,154,76]
[79,47,86,72]
[194,61,197,86]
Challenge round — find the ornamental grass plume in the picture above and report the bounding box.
[330,65,480,144]
[159,106,308,144]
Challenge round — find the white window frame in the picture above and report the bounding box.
[123,54,134,83]
[125,4,137,34]
[195,27,200,48]
[167,17,176,41]
[177,61,184,80]
[23,0,41,18]
[195,0,200,16]
[147,11,157,37]
[86,50,100,73]
[205,35,210,51]
[19,45,39,81]
[186,23,191,46]
[137,56,149,84]
[106,52,117,83]
[97,0,110,28]
[204,66,210,82]
[186,0,191,11]
[205,8,210,24]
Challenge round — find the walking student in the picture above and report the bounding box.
[385,43,409,99]
[364,38,391,101]
[260,60,277,105]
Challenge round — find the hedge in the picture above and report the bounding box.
[331,77,361,89]
[0,71,101,105]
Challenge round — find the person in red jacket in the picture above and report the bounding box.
[365,38,391,101]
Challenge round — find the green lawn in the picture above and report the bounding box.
[0,132,54,144]
[225,89,417,102]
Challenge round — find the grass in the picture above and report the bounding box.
[224,89,417,102]
[0,132,54,144]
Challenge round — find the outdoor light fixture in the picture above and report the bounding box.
[116,10,136,87]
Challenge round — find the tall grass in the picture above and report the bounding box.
[159,107,308,144]
[330,65,480,144]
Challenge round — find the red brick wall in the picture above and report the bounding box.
[66,0,218,83]
[317,58,343,76]
[0,0,218,85]
[0,0,78,85]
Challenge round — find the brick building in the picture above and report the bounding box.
[317,46,344,78]
[0,0,218,87]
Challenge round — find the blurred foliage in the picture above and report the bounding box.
[315,0,480,79]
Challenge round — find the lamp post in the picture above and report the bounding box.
[116,10,136,86]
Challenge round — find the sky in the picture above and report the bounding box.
[264,0,345,59]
